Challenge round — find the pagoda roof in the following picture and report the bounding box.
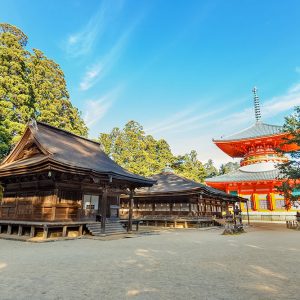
[135,171,244,202]
[206,168,281,183]
[214,122,283,142]
[0,121,154,187]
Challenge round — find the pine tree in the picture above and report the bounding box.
[0,23,33,157]
[277,106,300,207]
[219,161,239,175]
[204,159,219,178]
[99,121,207,181]
[0,23,88,159]
[29,49,87,136]
[174,150,207,182]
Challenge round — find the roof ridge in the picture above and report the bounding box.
[36,121,101,146]
[213,121,283,142]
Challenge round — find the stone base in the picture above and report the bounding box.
[242,211,297,222]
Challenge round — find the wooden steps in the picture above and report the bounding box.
[86,219,126,236]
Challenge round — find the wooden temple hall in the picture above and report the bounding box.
[0,120,155,238]
[120,167,245,228]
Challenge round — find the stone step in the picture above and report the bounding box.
[86,220,126,236]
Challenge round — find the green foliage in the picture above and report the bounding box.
[99,121,208,181]
[174,150,207,182]
[99,121,175,177]
[277,106,300,206]
[204,159,219,178]
[219,161,239,175]
[0,23,87,160]
[29,49,87,136]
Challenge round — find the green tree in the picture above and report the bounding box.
[204,159,219,178]
[277,106,300,207]
[99,121,208,181]
[219,161,239,175]
[174,150,207,182]
[99,121,175,176]
[0,23,87,159]
[29,49,87,136]
[0,23,33,157]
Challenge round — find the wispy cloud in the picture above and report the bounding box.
[216,83,300,131]
[145,97,245,135]
[64,0,124,57]
[83,86,122,127]
[79,22,137,91]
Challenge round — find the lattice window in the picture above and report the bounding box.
[258,194,269,210]
[276,200,285,209]
[259,200,269,209]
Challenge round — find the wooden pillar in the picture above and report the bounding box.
[51,207,56,221]
[30,226,35,237]
[52,188,58,221]
[101,186,108,234]
[78,225,83,236]
[43,225,48,239]
[269,192,275,211]
[62,226,67,237]
[252,193,259,211]
[18,225,23,236]
[128,188,134,232]
[197,194,200,217]
[7,224,12,235]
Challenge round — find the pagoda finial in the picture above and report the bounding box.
[252,86,262,123]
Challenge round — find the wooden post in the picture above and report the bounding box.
[30,226,35,237]
[78,225,83,236]
[62,226,67,237]
[43,225,48,239]
[7,224,12,235]
[197,194,200,217]
[18,225,23,236]
[128,188,134,232]
[101,186,108,234]
[0,225,2,234]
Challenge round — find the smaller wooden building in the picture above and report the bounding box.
[120,168,245,227]
[0,120,154,238]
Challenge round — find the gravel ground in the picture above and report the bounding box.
[0,223,299,300]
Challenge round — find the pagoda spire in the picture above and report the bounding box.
[252,87,262,123]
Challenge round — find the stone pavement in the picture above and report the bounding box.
[0,223,299,300]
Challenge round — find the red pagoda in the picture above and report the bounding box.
[206,88,298,222]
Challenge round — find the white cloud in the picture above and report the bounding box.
[79,18,141,91]
[83,87,122,127]
[64,0,124,57]
[146,82,300,166]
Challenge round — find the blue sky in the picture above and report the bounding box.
[1,0,300,165]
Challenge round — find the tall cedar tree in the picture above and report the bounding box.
[0,23,87,159]
[277,106,300,207]
[99,120,208,182]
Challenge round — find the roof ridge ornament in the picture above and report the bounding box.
[28,118,38,132]
[252,87,262,123]
[162,163,174,174]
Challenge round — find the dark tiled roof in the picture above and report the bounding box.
[206,168,281,183]
[214,122,283,142]
[0,122,154,186]
[136,172,243,201]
